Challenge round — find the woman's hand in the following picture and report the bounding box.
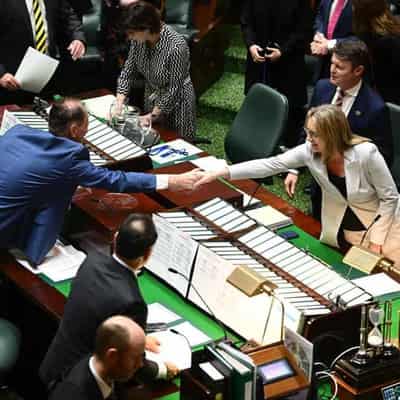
[368,242,382,254]
[265,47,282,62]
[284,173,298,198]
[249,45,266,63]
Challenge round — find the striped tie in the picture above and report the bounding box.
[33,0,48,54]
[335,88,346,108]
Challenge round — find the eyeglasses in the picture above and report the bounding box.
[304,127,320,138]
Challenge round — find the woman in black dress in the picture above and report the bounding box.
[116,2,196,138]
[352,0,400,104]
[241,0,312,147]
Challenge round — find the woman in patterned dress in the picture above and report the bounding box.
[116,1,196,139]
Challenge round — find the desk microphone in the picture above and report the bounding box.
[168,267,230,343]
[360,214,381,247]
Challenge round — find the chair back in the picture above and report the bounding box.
[225,83,288,164]
[387,102,400,188]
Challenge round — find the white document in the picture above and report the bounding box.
[145,215,198,297]
[82,94,116,120]
[188,245,282,345]
[190,156,228,172]
[352,273,400,298]
[145,330,192,370]
[147,303,182,325]
[171,321,212,347]
[16,240,86,282]
[0,110,20,135]
[149,139,202,164]
[15,47,59,93]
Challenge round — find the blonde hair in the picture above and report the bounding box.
[305,105,369,163]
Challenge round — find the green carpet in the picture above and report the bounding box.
[195,24,312,214]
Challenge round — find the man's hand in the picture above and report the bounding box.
[249,45,266,63]
[68,40,86,60]
[265,47,282,62]
[368,242,382,254]
[167,169,204,192]
[284,173,298,198]
[165,361,179,380]
[310,32,329,56]
[0,73,20,91]
[145,335,161,353]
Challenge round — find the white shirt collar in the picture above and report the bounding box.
[112,253,141,276]
[89,356,113,399]
[339,79,362,98]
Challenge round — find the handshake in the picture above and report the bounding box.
[166,167,230,192]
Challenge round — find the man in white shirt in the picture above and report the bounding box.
[49,315,147,400]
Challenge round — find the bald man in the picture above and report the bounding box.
[0,97,202,266]
[49,315,146,400]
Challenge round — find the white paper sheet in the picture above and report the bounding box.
[149,139,202,164]
[352,273,400,297]
[15,47,59,93]
[0,110,19,135]
[170,321,212,347]
[145,329,192,369]
[190,156,228,172]
[147,303,182,325]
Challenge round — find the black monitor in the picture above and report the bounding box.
[258,358,296,385]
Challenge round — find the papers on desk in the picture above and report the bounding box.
[15,240,86,282]
[147,303,183,325]
[145,329,192,370]
[171,321,212,347]
[15,47,59,93]
[246,205,293,230]
[0,110,19,135]
[82,94,116,120]
[351,273,400,298]
[145,214,198,297]
[149,139,202,165]
[190,156,228,172]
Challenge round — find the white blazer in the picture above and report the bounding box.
[228,142,400,250]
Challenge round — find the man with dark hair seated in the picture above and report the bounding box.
[40,213,178,392]
[284,39,393,220]
[0,98,202,266]
[49,315,146,400]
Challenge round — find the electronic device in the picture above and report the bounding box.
[381,381,400,400]
[278,231,299,240]
[258,358,295,385]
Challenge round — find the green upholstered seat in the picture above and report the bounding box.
[0,319,20,376]
[387,102,400,188]
[224,83,288,166]
[81,0,102,62]
[165,0,198,42]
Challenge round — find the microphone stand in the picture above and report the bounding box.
[168,268,231,344]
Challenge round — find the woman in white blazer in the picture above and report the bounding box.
[196,104,400,267]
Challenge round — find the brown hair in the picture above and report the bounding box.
[352,0,400,36]
[305,105,368,163]
[333,39,370,70]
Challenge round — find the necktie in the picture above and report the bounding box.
[32,0,48,53]
[335,88,346,108]
[326,0,346,40]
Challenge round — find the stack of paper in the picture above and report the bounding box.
[16,240,86,282]
[82,94,116,121]
[246,205,293,230]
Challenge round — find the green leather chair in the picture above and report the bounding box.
[387,102,400,188]
[224,83,289,182]
[0,319,20,382]
[165,0,198,42]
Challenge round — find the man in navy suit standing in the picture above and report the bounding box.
[285,40,393,219]
[310,0,353,78]
[0,98,202,266]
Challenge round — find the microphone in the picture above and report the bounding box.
[168,267,230,343]
[242,182,262,211]
[360,214,381,247]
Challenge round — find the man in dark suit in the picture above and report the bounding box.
[49,315,146,400]
[0,98,201,266]
[40,214,178,391]
[311,0,353,79]
[285,40,393,219]
[0,0,86,105]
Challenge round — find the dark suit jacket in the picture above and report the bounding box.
[40,252,158,388]
[313,0,353,78]
[0,125,156,264]
[49,356,104,400]
[310,79,393,165]
[0,0,85,77]
[241,0,312,105]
